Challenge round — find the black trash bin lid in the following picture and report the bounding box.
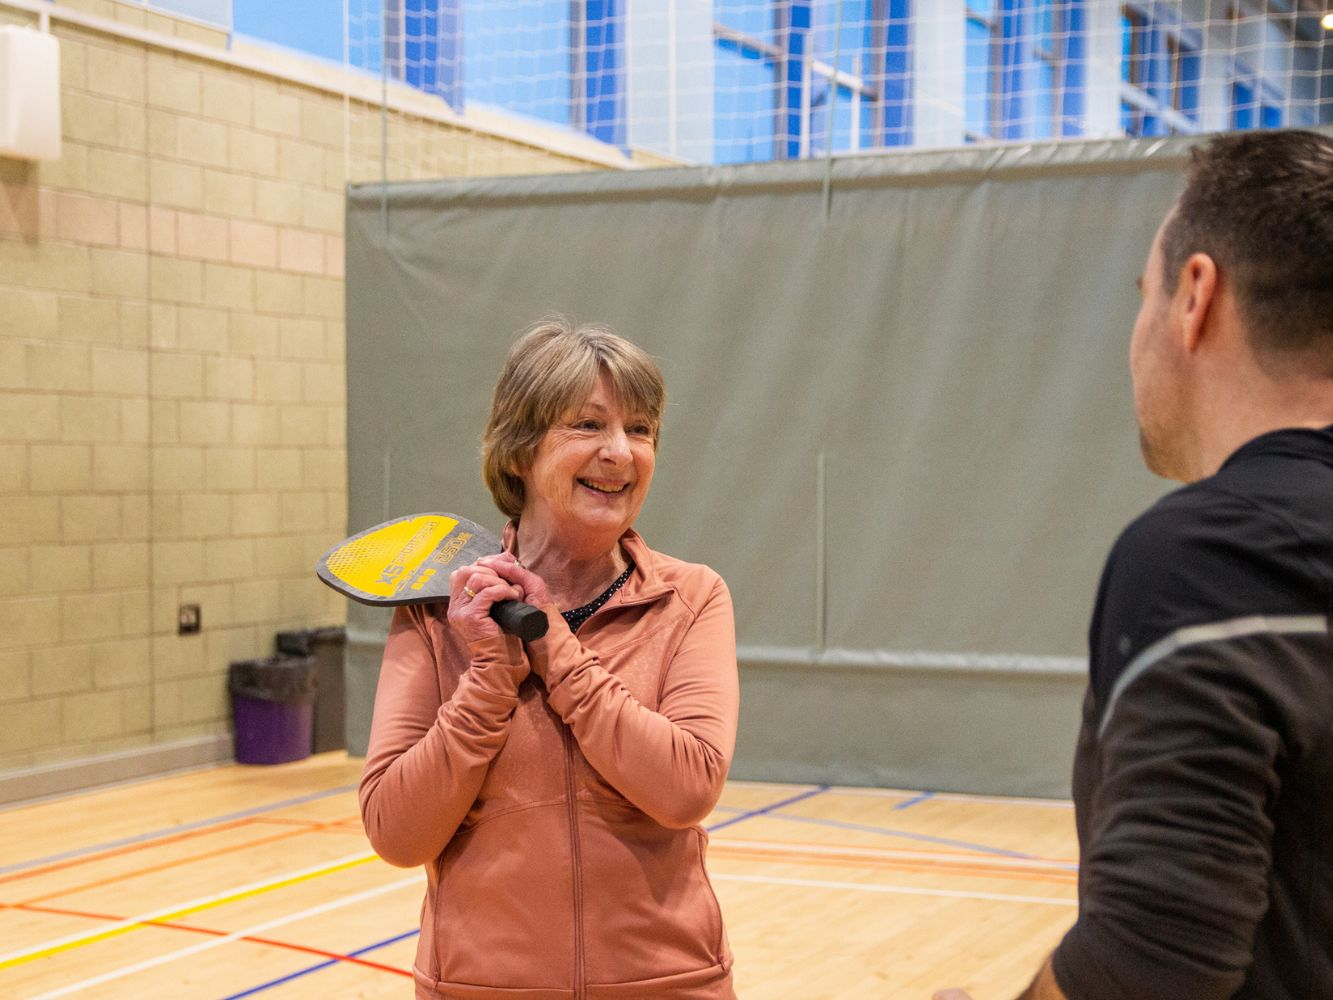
[228,656,317,704]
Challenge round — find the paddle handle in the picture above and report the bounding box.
[492,600,549,642]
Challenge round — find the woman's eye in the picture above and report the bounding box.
[575,420,600,430]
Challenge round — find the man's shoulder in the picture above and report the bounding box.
[1116,431,1333,569]
[1096,475,1327,674]
[1110,480,1272,582]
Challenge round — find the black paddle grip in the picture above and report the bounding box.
[491,600,549,642]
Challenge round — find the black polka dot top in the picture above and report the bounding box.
[561,562,634,633]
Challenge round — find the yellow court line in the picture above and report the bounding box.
[0,851,378,972]
[29,874,422,1000]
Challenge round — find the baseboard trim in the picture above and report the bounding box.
[0,735,235,807]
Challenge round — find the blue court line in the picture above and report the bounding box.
[0,784,360,877]
[892,791,935,811]
[220,928,420,999]
[749,811,1044,860]
[707,793,1052,861]
[704,785,829,834]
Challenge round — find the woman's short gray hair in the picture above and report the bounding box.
[482,318,666,519]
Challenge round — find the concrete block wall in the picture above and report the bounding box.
[0,0,617,798]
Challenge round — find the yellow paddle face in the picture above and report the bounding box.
[319,513,485,602]
[317,512,547,637]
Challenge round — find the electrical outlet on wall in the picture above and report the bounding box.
[178,604,201,635]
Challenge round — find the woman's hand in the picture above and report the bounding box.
[474,552,553,610]
[447,559,528,644]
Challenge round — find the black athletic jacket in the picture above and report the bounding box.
[1052,427,1333,1000]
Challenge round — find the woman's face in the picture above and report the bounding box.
[520,370,656,553]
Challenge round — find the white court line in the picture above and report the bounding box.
[711,838,1078,871]
[29,874,422,1000]
[722,780,1074,809]
[712,872,1076,907]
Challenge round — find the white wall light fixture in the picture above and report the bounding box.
[0,26,62,161]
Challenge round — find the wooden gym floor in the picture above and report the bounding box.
[0,753,1077,999]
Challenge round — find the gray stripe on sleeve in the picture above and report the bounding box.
[1098,614,1329,739]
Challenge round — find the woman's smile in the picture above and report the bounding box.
[519,371,657,553]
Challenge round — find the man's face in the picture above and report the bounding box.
[1129,216,1191,481]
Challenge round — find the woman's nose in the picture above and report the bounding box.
[601,428,631,464]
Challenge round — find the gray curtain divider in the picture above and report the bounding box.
[343,136,1191,796]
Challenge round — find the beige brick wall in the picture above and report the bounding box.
[0,0,614,779]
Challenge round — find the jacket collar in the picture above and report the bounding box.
[501,522,675,609]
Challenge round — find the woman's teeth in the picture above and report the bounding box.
[579,479,627,494]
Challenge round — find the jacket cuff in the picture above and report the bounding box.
[532,605,583,691]
[464,631,528,690]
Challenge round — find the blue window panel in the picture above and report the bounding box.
[1146,23,1174,111]
[349,2,386,76]
[714,38,779,163]
[584,0,625,146]
[1060,0,1086,136]
[813,0,871,76]
[1121,99,1139,137]
[965,16,993,138]
[808,79,854,154]
[233,0,347,64]
[1033,60,1056,139]
[1120,10,1136,85]
[716,0,778,46]
[1176,40,1200,121]
[782,0,813,159]
[1261,102,1282,128]
[1232,78,1255,129]
[1035,0,1079,138]
[1038,0,1057,41]
[880,0,912,146]
[998,1,1032,140]
[1120,6,1166,137]
[398,0,461,109]
[860,96,877,148]
[464,1,571,128]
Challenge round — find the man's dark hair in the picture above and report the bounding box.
[1160,129,1333,366]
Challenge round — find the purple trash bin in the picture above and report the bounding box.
[229,656,317,765]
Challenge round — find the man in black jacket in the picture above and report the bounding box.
[936,129,1333,1000]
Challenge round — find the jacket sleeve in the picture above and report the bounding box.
[533,574,739,829]
[359,605,530,868]
[1052,638,1285,1000]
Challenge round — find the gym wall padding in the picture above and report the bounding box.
[342,136,1191,796]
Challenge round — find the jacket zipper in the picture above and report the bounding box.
[560,589,663,997]
[561,723,585,998]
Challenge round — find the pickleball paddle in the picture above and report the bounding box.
[316,513,548,641]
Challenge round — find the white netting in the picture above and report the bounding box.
[341,1,1333,181]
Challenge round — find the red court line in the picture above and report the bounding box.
[13,818,361,907]
[248,815,361,829]
[9,901,413,977]
[1,812,364,894]
[712,837,1080,867]
[0,818,260,888]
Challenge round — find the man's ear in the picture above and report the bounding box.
[1174,252,1219,353]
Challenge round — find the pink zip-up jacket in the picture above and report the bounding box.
[359,529,740,999]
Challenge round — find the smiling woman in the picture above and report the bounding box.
[358,319,741,999]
